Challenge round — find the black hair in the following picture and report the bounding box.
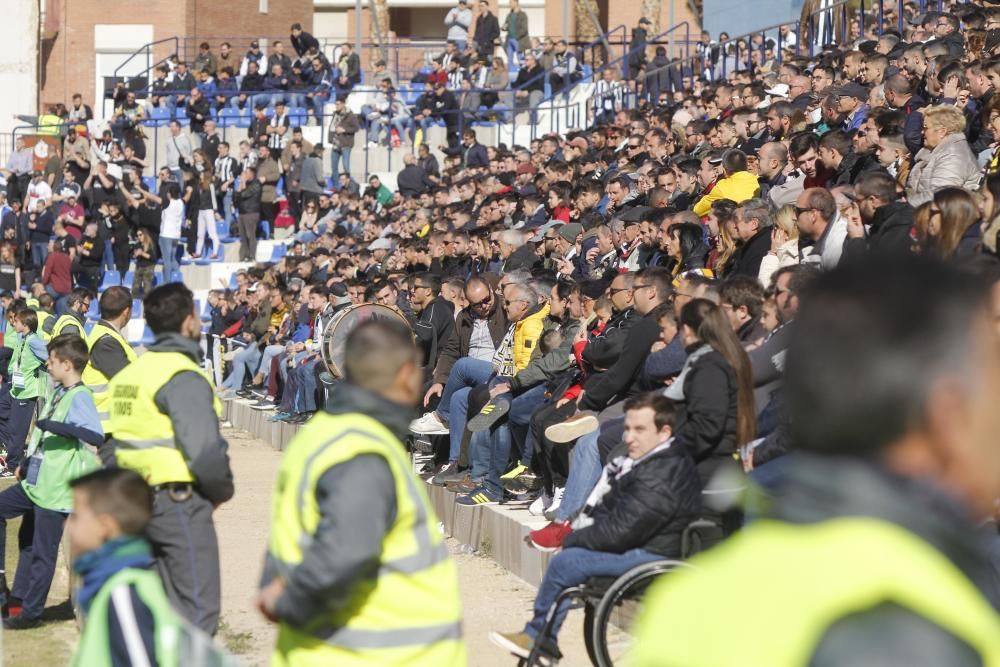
[786,256,990,455]
[144,283,195,335]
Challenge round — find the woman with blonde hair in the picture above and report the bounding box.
[915,187,982,259]
[907,105,982,206]
[758,204,800,286]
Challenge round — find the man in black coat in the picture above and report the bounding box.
[290,23,320,58]
[397,153,436,198]
[728,198,773,278]
[442,128,489,169]
[844,171,915,261]
[490,393,700,660]
[408,271,455,375]
[473,0,500,59]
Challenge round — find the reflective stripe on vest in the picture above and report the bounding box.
[630,517,1000,667]
[269,412,465,666]
[51,314,83,338]
[82,322,137,426]
[108,351,221,486]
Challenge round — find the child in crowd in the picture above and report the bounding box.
[69,468,235,665]
[0,334,101,629]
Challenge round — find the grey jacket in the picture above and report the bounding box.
[906,133,981,207]
[265,383,415,628]
[102,333,234,506]
[300,156,326,195]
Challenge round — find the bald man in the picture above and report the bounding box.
[757,142,804,208]
[788,75,813,112]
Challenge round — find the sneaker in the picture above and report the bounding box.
[216,389,236,400]
[467,398,511,432]
[544,486,565,521]
[431,463,468,486]
[250,398,275,410]
[528,521,572,552]
[0,470,15,479]
[489,630,534,659]
[268,411,290,422]
[457,486,500,506]
[500,462,527,480]
[545,413,600,444]
[409,411,449,435]
[446,476,478,494]
[3,615,40,630]
[528,490,552,516]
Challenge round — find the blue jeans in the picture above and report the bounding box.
[525,547,663,640]
[103,239,115,273]
[258,344,285,383]
[555,428,604,523]
[31,242,48,270]
[286,93,305,109]
[330,147,351,177]
[506,37,522,66]
[0,483,66,620]
[308,93,330,120]
[223,344,262,389]
[294,358,322,413]
[470,383,547,494]
[221,188,234,227]
[158,236,181,284]
[436,358,493,463]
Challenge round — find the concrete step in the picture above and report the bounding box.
[223,396,554,586]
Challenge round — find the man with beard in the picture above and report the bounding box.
[758,142,803,207]
[408,271,456,375]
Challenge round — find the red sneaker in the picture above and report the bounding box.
[528,521,571,552]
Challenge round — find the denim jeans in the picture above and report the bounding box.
[258,344,285,383]
[525,547,663,640]
[0,483,67,620]
[436,357,493,463]
[31,242,48,270]
[308,93,330,121]
[555,428,604,523]
[294,357,322,413]
[223,344,261,389]
[286,93,306,109]
[158,236,181,284]
[470,383,547,494]
[221,188,234,228]
[330,148,351,177]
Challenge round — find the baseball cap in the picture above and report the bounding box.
[516,163,537,175]
[836,82,869,100]
[529,220,565,242]
[557,222,583,243]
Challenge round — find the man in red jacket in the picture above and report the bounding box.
[42,238,73,301]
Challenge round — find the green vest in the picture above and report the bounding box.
[22,384,100,512]
[72,565,236,667]
[631,517,1000,667]
[81,323,137,428]
[51,313,83,338]
[268,411,466,667]
[107,351,221,486]
[9,332,47,399]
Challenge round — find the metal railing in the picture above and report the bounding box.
[111,37,181,97]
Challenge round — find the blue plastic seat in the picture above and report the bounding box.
[288,106,308,127]
[84,321,96,336]
[270,244,287,261]
[131,299,143,317]
[236,112,252,128]
[218,108,242,128]
[86,299,100,320]
[258,220,271,241]
[100,273,120,290]
[123,271,135,288]
[145,107,170,128]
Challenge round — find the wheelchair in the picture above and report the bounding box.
[518,517,724,667]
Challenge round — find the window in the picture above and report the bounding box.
[259,0,268,13]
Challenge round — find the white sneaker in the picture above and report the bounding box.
[528,490,552,516]
[544,486,565,521]
[409,411,449,435]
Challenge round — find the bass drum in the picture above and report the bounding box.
[321,303,411,378]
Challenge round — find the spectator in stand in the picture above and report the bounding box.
[193,42,218,77]
[266,41,292,77]
[233,60,266,111]
[504,0,530,67]
[473,0,501,59]
[907,105,982,206]
[290,23,320,59]
[514,53,545,118]
[337,42,361,88]
[305,56,333,125]
[236,165,262,262]
[445,0,473,52]
[327,98,359,178]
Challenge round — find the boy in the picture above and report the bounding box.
[5,307,50,477]
[69,468,234,665]
[0,334,102,629]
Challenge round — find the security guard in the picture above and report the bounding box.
[33,294,56,340]
[50,288,92,339]
[257,318,466,667]
[632,257,1000,666]
[105,283,234,635]
[81,287,135,429]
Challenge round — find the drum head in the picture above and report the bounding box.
[321,303,410,378]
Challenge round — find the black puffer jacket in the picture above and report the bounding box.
[672,349,739,474]
[562,443,702,558]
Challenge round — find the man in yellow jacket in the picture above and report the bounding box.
[692,148,761,217]
[257,318,466,667]
[631,256,1000,666]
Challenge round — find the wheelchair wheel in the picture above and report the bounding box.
[589,560,693,667]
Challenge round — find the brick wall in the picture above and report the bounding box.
[40,0,311,113]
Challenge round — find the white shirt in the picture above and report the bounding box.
[160,199,184,239]
[26,181,52,213]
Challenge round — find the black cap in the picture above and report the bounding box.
[836,82,869,100]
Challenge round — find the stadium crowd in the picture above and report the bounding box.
[2,0,1000,664]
